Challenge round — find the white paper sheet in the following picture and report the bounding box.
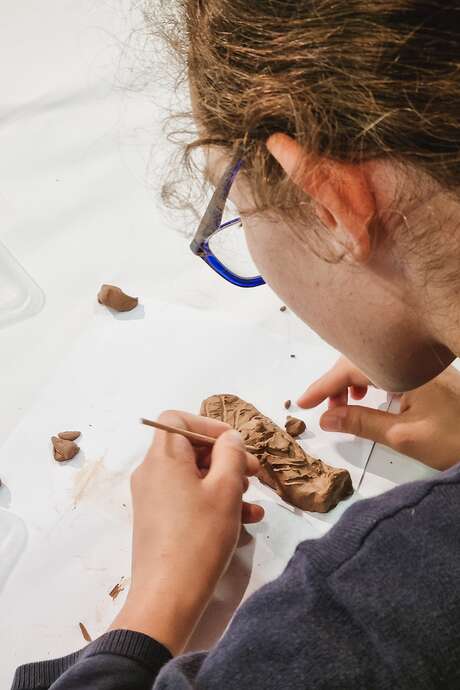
[0,296,403,680]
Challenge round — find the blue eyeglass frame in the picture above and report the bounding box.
[190,157,265,288]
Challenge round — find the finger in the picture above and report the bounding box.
[198,449,259,475]
[207,429,247,489]
[145,411,194,466]
[196,446,213,470]
[199,433,259,476]
[351,385,368,400]
[245,452,261,476]
[151,410,231,450]
[242,502,265,524]
[200,449,257,491]
[328,392,348,409]
[177,411,231,437]
[399,395,411,414]
[297,361,370,409]
[320,405,398,446]
[149,410,231,460]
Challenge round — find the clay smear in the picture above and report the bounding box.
[73,458,104,504]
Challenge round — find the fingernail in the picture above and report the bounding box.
[224,430,244,447]
[321,408,347,431]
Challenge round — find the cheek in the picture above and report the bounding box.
[245,217,342,334]
[245,218,448,391]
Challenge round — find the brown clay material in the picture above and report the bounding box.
[109,578,127,601]
[284,399,291,410]
[79,622,92,643]
[285,416,307,438]
[97,284,138,312]
[201,394,353,513]
[51,436,80,462]
[58,431,81,441]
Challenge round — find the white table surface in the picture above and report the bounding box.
[0,2,438,686]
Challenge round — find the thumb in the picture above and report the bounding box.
[207,429,247,488]
[320,405,396,446]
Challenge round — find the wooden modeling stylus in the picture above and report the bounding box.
[140,417,258,454]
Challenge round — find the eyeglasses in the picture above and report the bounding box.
[190,158,265,288]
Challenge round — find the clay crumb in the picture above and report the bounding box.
[284,400,291,410]
[285,416,307,438]
[109,577,127,601]
[79,622,92,643]
[97,284,138,312]
[280,306,287,312]
[58,431,81,441]
[51,436,80,462]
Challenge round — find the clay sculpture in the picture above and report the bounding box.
[201,394,353,513]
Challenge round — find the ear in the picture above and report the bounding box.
[266,133,377,261]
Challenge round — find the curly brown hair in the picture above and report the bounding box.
[147,0,460,221]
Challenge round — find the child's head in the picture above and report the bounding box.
[157,1,460,391]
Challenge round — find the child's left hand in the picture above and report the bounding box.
[300,358,460,470]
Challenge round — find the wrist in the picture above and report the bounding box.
[109,580,209,656]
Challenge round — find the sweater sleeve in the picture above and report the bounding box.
[11,630,174,690]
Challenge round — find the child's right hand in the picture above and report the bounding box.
[110,411,263,655]
[298,356,460,471]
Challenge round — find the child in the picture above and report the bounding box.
[12,2,460,688]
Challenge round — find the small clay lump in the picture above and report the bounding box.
[285,416,307,438]
[51,436,80,462]
[97,284,138,312]
[58,431,81,441]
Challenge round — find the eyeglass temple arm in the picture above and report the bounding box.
[190,157,243,255]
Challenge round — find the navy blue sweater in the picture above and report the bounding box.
[12,463,460,689]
